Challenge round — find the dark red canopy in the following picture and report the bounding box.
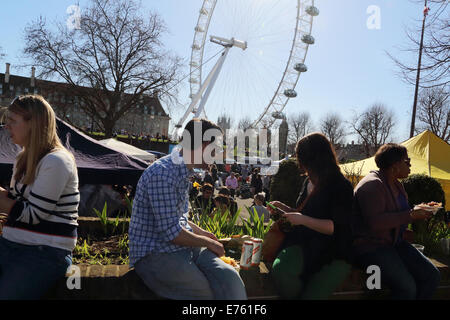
[0,118,148,186]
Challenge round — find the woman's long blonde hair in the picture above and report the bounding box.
[8,95,68,185]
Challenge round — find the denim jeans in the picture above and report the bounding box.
[134,247,247,300]
[0,237,72,300]
[355,240,440,299]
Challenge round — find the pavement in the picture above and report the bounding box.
[234,196,254,221]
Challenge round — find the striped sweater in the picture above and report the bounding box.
[3,149,79,252]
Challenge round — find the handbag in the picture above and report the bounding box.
[262,221,285,263]
[262,179,316,263]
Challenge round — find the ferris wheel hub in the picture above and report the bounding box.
[210,35,248,50]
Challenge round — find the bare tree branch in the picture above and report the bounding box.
[287,112,314,145]
[387,0,449,88]
[416,86,450,141]
[320,113,346,147]
[349,103,396,157]
[23,0,182,137]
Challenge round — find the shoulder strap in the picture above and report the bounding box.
[296,178,317,212]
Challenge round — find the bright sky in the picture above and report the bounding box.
[0,0,432,143]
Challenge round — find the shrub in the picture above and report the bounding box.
[190,201,242,239]
[402,174,446,209]
[402,174,448,255]
[341,160,365,188]
[241,206,273,239]
[269,158,306,208]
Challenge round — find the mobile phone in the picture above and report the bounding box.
[266,202,277,210]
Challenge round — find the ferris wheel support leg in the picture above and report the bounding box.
[194,47,231,118]
[172,47,231,139]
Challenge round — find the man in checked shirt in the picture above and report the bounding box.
[129,118,247,300]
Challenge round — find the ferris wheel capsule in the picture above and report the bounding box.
[306,6,320,16]
[284,89,297,98]
[301,34,315,45]
[272,111,285,119]
[294,63,308,72]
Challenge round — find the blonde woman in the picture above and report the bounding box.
[0,95,79,299]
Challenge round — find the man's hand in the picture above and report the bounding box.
[204,237,225,257]
[198,229,219,242]
[188,221,219,241]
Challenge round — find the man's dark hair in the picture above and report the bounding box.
[181,118,223,150]
[201,183,214,192]
[218,186,231,197]
[214,195,230,206]
[374,143,408,170]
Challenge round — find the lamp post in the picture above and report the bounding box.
[410,0,429,138]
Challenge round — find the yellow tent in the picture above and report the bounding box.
[340,130,450,211]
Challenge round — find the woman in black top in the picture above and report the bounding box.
[268,133,354,299]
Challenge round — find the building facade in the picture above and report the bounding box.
[0,63,170,137]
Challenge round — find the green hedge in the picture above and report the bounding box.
[402,174,449,255]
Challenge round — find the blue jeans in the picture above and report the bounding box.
[0,237,72,300]
[134,247,247,300]
[355,240,440,300]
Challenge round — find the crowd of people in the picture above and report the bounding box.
[188,163,272,221]
[0,95,443,300]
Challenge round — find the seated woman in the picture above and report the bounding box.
[268,133,354,300]
[0,95,79,299]
[218,187,238,215]
[211,195,231,217]
[352,143,440,299]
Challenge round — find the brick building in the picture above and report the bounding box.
[0,63,170,137]
[335,141,367,163]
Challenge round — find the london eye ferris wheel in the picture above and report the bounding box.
[172,0,319,138]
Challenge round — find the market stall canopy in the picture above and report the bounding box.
[340,130,450,210]
[99,138,155,163]
[0,118,149,186]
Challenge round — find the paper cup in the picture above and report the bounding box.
[412,243,425,253]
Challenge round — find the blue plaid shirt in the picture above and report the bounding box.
[129,154,193,267]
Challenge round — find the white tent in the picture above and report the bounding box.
[99,138,156,163]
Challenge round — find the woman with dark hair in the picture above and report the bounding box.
[268,133,354,299]
[352,143,440,299]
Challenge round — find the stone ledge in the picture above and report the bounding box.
[44,257,450,300]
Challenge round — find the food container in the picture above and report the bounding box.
[251,238,263,266]
[412,243,425,254]
[239,241,253,270]
[414,202,443,215]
